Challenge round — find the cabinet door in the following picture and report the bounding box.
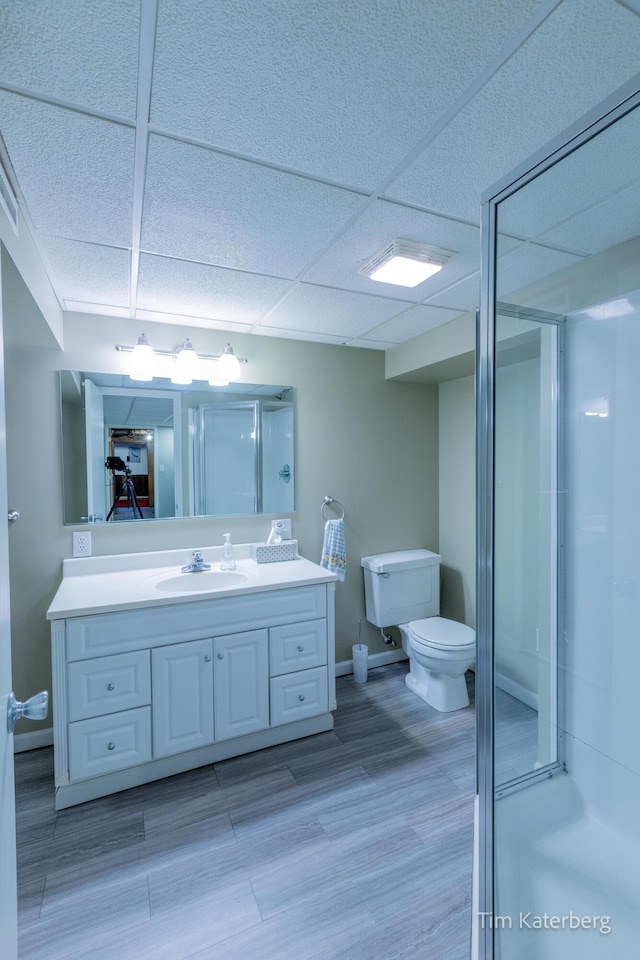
[152,639,214,758]
[213,629,269,741]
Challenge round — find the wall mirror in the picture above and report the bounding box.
[60,371,294,524]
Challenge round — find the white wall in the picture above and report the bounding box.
[2,282,439,732]
[563,293,640,830]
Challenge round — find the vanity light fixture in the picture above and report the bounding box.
[171,339,199,385]
[216,343,242,381]
[358,239,456,288]
[129,333,155,382]
[115,337,248,384]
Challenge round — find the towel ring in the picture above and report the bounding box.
[321,496,345,521]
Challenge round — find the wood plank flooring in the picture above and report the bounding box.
[15,663,475,960]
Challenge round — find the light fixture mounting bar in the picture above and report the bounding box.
[115,344,248,363]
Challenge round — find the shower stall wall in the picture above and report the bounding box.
[476,75,640,960]
[191,399,294,517]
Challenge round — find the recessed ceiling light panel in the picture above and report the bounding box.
[358,239,456,288]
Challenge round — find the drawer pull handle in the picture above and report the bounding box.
[297,645,304,652]
[217,652,224,660]
[107,683,115,691]
[107,742,115,751]
[205,655,211,662]
[298,694,305,702]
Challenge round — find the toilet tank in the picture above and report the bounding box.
[361,549,441,628]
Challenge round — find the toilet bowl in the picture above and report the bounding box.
[398,617,475,712]
[361,549,476,713]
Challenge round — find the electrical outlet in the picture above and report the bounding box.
[72,531,92,557]
[272,518,292,540]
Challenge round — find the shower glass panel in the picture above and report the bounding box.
[199,403,258,515]
[195,400,294,516]
[479,84,640,960]
[494,312,558,788]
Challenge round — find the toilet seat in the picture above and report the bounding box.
[406,616,475,653]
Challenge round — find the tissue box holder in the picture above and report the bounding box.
[252,540,298,563]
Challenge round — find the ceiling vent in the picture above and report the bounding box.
[358,239,455,288]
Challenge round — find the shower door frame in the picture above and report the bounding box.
[475,72,640,960]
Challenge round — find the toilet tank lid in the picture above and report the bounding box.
[361,549,441,573]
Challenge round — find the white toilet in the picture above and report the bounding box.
[361,549,475,712]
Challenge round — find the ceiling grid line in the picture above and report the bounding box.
[129,0,159,317]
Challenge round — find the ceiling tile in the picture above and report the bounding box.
[142,135,365,275]
[135,308,254,334]
[258,282,412,339]
[541,179,640,256]
[305,199,480,301]
[0,93,134,246]
[346,337,398,351]
[65,301,130,318]
[387,0,640,223]
[496,243,583,301]
[251,326,351,346]
[497,103,640,243]
[40,237,130,307]
[424,274,480,312]
[0,0,139,117]
[362,304,464,344]
[137,253,291,324]
[150,0,544,188]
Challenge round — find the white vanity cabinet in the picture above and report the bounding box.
[50,579,336,809]
[152,639,214,758]
[214,630,269,741]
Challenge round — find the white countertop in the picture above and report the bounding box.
[46,543,337,620]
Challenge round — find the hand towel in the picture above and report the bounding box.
[321,518,346,581]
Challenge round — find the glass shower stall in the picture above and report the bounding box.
[476,76,640,959]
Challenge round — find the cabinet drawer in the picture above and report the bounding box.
[269,619,327,676]
[270,667,328,726]
[68,651,151,721]
[68,707,151,781]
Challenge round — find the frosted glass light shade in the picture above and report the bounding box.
[129,333,155,381]
[368,255,442,287]
[217,343,242,381]
[172,339,199,385]
[208,364,229,386]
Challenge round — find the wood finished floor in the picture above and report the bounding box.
[15,663,475,960]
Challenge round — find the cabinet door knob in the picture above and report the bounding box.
[107,682,115,691]
[217,652,224,659]
[204,655,211,662]
[107,742,115,751]
[298,694,305,702]
[297,645,304,652]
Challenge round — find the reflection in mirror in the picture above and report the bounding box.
[60,372,294,524]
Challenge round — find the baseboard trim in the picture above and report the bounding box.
[335,648,408,677]
[495,671,538,711]
[14,728,54,753]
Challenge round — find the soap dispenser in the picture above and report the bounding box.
[220,533,236,571]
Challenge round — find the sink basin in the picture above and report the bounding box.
[152,570,249,593]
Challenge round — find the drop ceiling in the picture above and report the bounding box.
[1,0,640,350]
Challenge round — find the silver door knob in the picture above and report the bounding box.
[7,690,49,733]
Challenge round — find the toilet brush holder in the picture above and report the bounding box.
[352,643,369,683]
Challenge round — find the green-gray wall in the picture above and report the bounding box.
[3,262,439,734]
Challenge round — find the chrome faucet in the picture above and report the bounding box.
[181,550,212,573]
